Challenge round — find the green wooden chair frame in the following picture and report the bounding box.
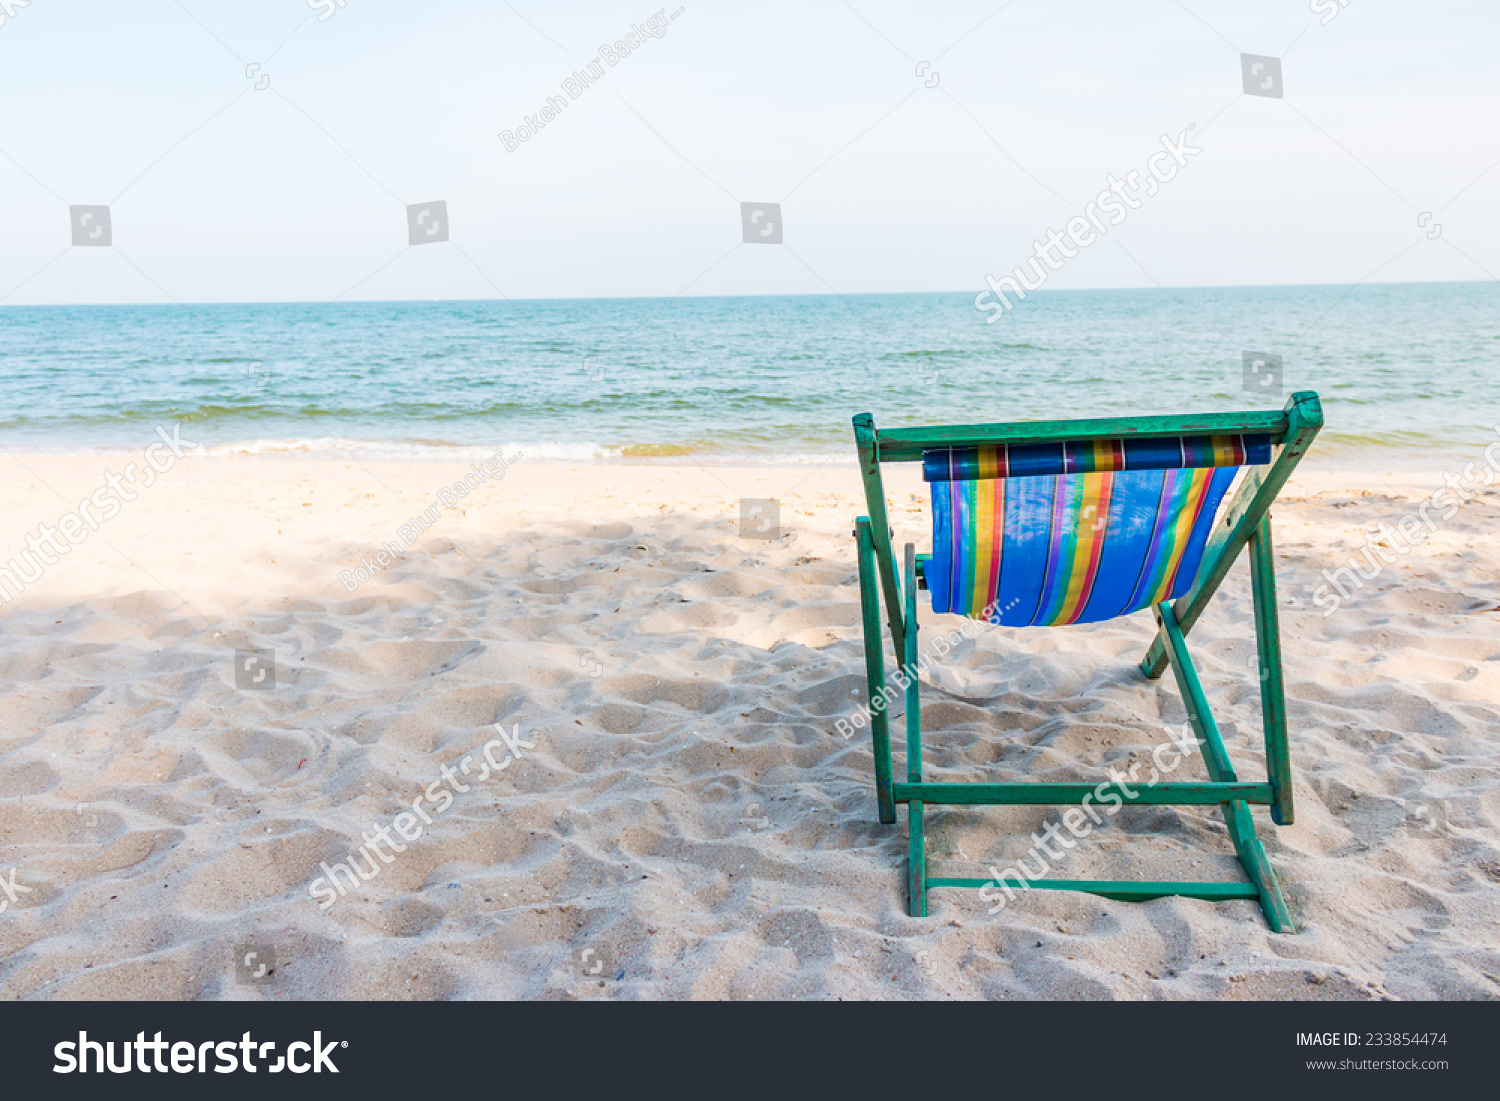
[851,391,1323,932]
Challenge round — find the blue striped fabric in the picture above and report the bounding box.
[925,433,1264,625]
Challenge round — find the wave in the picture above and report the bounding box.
[201,439,858,464]
[0,422,1479,467]
[203,437,611,462]
[0,435,859,465]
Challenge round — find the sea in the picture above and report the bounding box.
[1,283,1495,467]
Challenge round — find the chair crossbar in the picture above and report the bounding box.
[924,878,1261,902]
[874,407,1291,463]
[891,782,1274,806]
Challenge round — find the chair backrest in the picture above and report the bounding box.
[924,433,1271,626]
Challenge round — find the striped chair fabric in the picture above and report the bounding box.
[924,434,1271,626]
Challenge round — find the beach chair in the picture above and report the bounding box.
[851,391,1322,932]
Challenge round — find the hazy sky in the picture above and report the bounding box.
[1,0,1497,304]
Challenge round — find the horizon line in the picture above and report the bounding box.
[0,277,1492,310]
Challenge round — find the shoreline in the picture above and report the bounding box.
[0,438,1491,470]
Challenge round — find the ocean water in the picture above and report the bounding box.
[0,283,1495,463]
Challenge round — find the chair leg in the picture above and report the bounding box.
[1249,515,1294,825]
[1223,802,1294,932]
[908,799,927,917]
[1154,601,1295,933]
[902,543,927,916]
[855,519,895,824]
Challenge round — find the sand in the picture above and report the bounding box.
[0,449,1496,1000]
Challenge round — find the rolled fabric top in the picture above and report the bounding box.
[922,433,1271,482]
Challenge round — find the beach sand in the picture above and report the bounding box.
[0,452,1496,1000]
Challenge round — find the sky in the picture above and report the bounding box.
[1,0,1497,305]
